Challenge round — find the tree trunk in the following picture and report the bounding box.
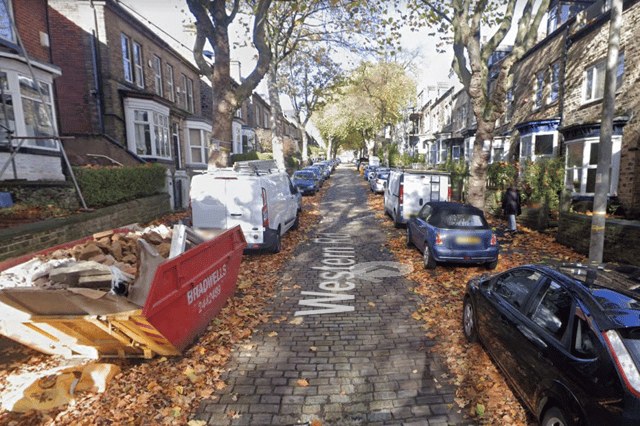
[467,120,492,211]
[267,62,285,169]
[301,127,309,165]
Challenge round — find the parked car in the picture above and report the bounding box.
[384,169,451,228]
[463,263,640,426]
[406,201,498,269]
[363,165,378,180]
[190,160,299,253]
[292,170,319,195]
[303,166,324,187]
[370,169,390,194]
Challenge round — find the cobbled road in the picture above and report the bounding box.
[194,164,474,426]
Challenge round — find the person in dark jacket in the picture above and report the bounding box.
[502,184,521,234]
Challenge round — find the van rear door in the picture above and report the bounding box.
[191,176,261,232]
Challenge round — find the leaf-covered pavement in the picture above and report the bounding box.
[0,175,588,426]
[366,192,586,426]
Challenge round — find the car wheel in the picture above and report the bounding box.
[485,259,498,270]
[406,227,413,247]
[292,213,299,230]
[423,245,436,269]
[271,230,282,253]
[393,211,402,229]
[541,407,576,426]
[462,297,478,343]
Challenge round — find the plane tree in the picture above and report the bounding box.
[185,0,272,167]
[401,0,551,209]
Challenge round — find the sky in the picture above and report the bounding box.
[119,0,459,105]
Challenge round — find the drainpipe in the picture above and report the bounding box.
[90,0,105,133]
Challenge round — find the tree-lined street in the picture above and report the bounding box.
[0,164,588,425]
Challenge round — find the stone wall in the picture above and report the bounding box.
[0,194,171,262]
[555,212,640,267]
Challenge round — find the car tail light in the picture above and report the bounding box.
[448,187,451,201]
[490,233,497,246]
[399,185,404,204]
[603,330,640,397]
[435,232,443,245]
[262,188,268,227]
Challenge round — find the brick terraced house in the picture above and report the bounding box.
[48,0,210,210]
[0,0,64,182]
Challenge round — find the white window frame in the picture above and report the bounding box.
[520,131,558,161]
[186,120,212,165]
[121,34,133,83]
[153,56,163,96]
[452,145,461,161]
[132,42,144,88]
[565,137,621,196]
[180,74,187,108]
[166,64,174,102]
[584,53,624,103]
[0,67,58,151]
[186,78,194,113]
[123,98,170,159]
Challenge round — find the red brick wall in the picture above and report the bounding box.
[13,0,50,63]
[48,3,95,134]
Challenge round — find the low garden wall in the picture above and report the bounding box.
[0,194,171,262]
[555,212,640,267]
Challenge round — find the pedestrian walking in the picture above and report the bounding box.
[502,183,521,234]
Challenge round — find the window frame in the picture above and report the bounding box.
[564,136,621,196]
[132,41,144,88]
[535,70,545,109]
[180,74,187,109]
[584,53,624,103]
[186,78,194,113]
[123,98,171,160]
[166,64,174,102]
[186,120,212,166]
[0,1,15,43]
[153,55,163,97]
[121,34,133,83]
[0,69,59,151]
[549,62,560,104]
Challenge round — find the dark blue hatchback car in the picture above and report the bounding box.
[406,201,499,270]
[463,263,640,426]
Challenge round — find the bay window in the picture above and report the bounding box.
[565,138,620,195]
[0,71,57,150]
[124,98,170,159]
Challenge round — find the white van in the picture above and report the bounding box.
[190,160,299,253]
[369,156,380,166]
[384,169,451,227]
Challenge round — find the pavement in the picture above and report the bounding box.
[193,164,474,426]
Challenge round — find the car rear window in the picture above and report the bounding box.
[429,211,488,228]
[294,172,314,180]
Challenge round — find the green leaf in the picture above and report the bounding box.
[475,403,486,417]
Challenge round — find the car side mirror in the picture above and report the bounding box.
[419,198,424,205]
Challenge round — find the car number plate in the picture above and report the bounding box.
[456,236,480,245]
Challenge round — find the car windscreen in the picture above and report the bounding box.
[428,210,488,229]
[294,172,315,180]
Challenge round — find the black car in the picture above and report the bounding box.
[463,263,640,426]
